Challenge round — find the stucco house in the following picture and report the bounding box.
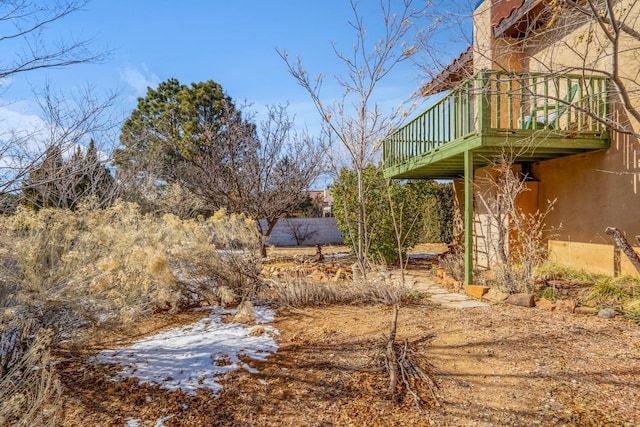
[383,0,640,284]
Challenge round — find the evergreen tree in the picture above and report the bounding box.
[22,141,116,210]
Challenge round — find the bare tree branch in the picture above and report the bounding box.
[0,0,104,80]
[278,0,434,274]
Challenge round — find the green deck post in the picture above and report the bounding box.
[464,149,474,285]
[477,71,491,131]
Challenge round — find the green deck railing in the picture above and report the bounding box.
[382,70,609,170]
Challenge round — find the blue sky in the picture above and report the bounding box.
[1,0,472,151]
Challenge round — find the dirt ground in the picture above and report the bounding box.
[57,245,640,426]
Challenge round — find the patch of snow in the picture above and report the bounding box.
[125,416,173,427]
[325,252,351,259]
[155,415,173,426]
[95,306,278,396]
[216,249,245,256]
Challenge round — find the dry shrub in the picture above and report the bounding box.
[353,274,409,305]
[265,278,352,306]
[265,273,408,307]
[0,315,60,427]
[438,253,465,282]
[0,201,262,330]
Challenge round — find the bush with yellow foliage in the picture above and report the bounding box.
[0,200,262,330]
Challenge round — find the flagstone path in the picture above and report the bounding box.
[390,270,490,309]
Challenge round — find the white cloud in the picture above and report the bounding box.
[0,101,48,145]
[0,100,109,176]
[120,65,161,97]
[0,77,13,90]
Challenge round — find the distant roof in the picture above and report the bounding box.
[421,46,473,97]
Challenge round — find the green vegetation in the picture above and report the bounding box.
[115,78,238,183]
[421,182,454,244]
[115,79,323,245]
[332,165,436,264]
[22,140,116,210]
[332,165,454,264]
[534,262,640,318]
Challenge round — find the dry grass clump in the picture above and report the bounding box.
[264,273,409,307]
[0,202,262,424]
[533,262,640,321]
[585,276,640,312]
[438,253,465,283]
[0,314,60,427]
[265,278,352,306]
[355,275,410,305]
[0,201,262,331]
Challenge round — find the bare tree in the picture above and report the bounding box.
[22,140,118,210]
[546,0,640,134]
[0,2,112,422]
[278,0,434,276]
[283,218,319,246]
[176,103,324,256]
[475,146,559,293]
[14,85,120,209]
[0,0,102,82]
[0,0,111,199]
[465,1,640,136]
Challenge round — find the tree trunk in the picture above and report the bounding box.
[386,303,399,397]
[259,218,280,258]
[605,227,640,275]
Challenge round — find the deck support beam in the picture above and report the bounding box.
[464,149,474,285]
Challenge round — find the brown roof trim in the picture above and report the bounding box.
[491,0,526,29]
[493,0,548,38]
[421,46,473,97]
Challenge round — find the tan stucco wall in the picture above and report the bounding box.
[549,240,640,276]
[473,0,494,71]
[453,164,541,271]
[621,247,640,276]
[469,0,640,276]
[548,240,615,276]
[531,147,639,244]
[474,0,525,72]
[528,1,640,275]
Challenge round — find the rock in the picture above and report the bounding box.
[306,271,328,281]
[483,288,509,303]
[574,306,597,315]
[535,298,556,311]
[443,275,461,292]
[232,300,255,324]
[506,293,535,307]
[555,299,576,313]
[465,285,490,299]
[598,307,618,319]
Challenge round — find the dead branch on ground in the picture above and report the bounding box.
[381,307,440,409]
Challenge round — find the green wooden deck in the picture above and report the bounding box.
[382,71,610,285]
[383,71,610,180]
